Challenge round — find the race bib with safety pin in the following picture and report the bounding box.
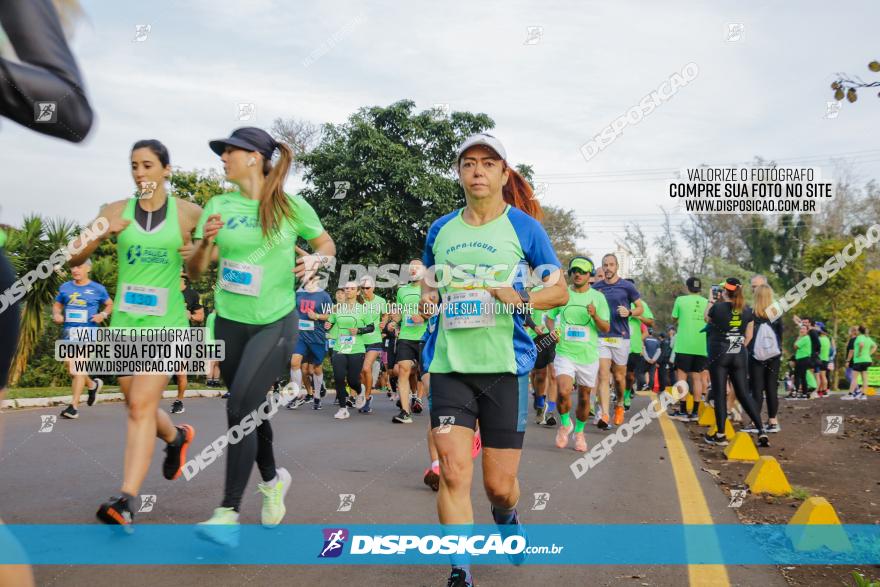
[65,308,88,324]
[601,337,621,345]
[299,319,315,331]
[442,290,496,330]
[565,325,589,342]
[219,259,263,297]
[118,284,168,316]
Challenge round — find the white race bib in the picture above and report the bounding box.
[65,308,88,324]
[299,319,315,331]
[219,259,263,297]
[338,334,355,351]
[442,290,496,330]
[118,284,168,316]
[601,337,621,345]
[565,325,589,342]
[404,315,416,327]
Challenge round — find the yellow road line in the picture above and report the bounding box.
[655,399,731,587]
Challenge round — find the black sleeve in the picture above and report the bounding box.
[0,0,94,142]
[356,324,375,335]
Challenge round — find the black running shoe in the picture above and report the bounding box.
[704,433,729,446]
[96,496,134,526]
[447,568,472,587]
[221,391,231,399]
[163,424,195,480]
[757,433,770,448]
[87,378,103,407]
[170,400,185,414]
[345,397,354,408]
[320,385,327,398]
[392,410,413,424]
[411,397,423,414]
[423,467,440,492]
[60,404,79,419]
[544,414,558,427]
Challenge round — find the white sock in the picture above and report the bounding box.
[291,369,303,396]
[314,373,324,390]
[431,459,439,469]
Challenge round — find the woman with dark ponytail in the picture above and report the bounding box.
[189,127,335,543]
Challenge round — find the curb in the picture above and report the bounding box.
[3,388,225,410]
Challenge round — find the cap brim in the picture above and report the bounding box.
[456,140,505,162]
[209,137,259,157]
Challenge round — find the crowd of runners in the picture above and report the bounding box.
[3,128,873,587]
[2,4,877,587]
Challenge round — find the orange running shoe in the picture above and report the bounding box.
[613,405,625,426]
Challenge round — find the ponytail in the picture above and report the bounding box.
[502,165,543,221]
[258,142,294,237]
[731,285,745,312]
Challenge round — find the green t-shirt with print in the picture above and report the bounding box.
[546,287,610,365]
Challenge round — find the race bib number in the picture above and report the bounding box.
[565,325,589,342]
[299,319,315,331]
[219,259,263,297]
[601,337,621,345]
[118,284,168,316]
[726,334,744,354]
[65,308,88,324]
[404,315,416,327]
[338,334,355,351]
[442,290,496,330]
[328,339,336,349]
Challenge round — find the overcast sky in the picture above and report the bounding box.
[2,0,878,261]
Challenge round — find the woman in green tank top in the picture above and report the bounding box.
[69,140,204,526]
[188,127,335,542]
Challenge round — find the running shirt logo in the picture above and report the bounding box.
[318,528,349,558]
[225,215,259,230]
[126,244,142,265]
[125,244,169,265]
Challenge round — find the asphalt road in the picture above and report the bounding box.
[0,392,788,587]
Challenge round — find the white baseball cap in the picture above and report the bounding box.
[456,133,507,162]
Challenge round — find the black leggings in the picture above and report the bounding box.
[0,249,21,389]
[708,348,763,434]
[331,353,363,406]
[794,358,811,394]
[215,311,297,511]
[749,356,780,419]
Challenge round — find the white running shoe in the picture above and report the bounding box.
[334,407,350,419]
[196,507,240,547]
[258,467,291,527]
[354,392,366,410]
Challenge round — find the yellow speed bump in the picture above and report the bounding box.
[745,456,792,496]
[698,405,716,427]
[708,419,736,439]
[786,497,852,552]
[866,387,876,396]
[723,432,760,462]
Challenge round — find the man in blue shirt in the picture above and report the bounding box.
[592,253,644,429]
[287,276,333,410]
[52,259,112,419]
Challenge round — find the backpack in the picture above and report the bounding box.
[753,322,781,361]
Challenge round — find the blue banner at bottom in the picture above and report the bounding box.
[1,524,878,565]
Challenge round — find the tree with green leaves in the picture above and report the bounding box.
[295,100,494,269]
[4,215,78,385]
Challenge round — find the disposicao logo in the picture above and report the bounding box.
[126,244,142,265]
[318,528,348,558]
